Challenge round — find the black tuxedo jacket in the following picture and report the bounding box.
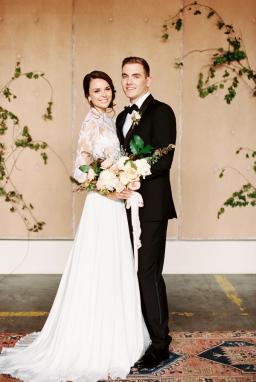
[116,94,177,221]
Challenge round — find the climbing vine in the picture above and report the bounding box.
[0,61,53,232]
[162,1,256,217]
[217,148,256,218]
[162,1,256,104]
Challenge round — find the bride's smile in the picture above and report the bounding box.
[88,78,112,112]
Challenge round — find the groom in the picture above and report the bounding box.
[116,57,177,371]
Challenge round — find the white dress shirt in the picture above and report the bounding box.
[122,92,150,138]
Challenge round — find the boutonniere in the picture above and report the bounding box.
[131,110,141,126]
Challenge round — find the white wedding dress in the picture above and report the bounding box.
[0,109,150,382]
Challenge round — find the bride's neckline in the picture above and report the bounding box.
[90,107,113,119]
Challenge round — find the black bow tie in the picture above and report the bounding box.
[124,104,139,114]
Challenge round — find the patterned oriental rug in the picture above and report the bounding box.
[0,331,255,381]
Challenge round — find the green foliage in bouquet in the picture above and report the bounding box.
[79,162,101,177]
[0,61,53,232]
[129,135,153,156]
[129,135,175,165]
[72,135,175,195]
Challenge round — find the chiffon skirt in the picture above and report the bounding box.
[0,192,150,382]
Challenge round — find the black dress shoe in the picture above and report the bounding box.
[133,345,170,370]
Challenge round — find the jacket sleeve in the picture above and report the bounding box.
[143,103,176,182]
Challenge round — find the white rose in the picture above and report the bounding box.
[134,158,151,178]
[96,169,119,191]
[116,156,130,170]
[131,110,141,123]
[88,168,97,181]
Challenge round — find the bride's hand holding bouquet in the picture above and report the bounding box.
[74,135,175,198]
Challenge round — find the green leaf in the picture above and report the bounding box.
[133,135,144,148]
[14,63,21,78]
[217,20,224,29]
[40,142,48,149]
[222,70,230,78]
[228,37,240,51]
[94,163,101,176]
[130,134,145,154]
[217,207,225,219]
[141,145,154,154]
[207,10,215,18]
[79,164,90,173]
[130,141,139,155]
[26,72,33,79]
[41,152,48,164]
[175,18,182,31]
[219,169,225,178]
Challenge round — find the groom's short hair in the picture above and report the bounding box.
[122,56,150,77]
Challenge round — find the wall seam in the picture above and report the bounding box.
[71,0,76,237]
[177,0,184,240]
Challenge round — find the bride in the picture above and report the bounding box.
[0,70,150,382]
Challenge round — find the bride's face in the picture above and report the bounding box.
[88,78,112,112]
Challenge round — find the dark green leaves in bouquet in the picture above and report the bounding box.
[94,162,101,176]
[79,164,90,173]
[130,134,153,156]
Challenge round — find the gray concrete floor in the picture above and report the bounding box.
[0,275,255,333]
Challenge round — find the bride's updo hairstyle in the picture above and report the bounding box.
[83,70,116,108]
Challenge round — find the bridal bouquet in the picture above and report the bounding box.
[76,135,175,195]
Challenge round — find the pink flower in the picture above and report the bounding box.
[101,158,113,169]
[127,181,141,190]
[119,167,138,185]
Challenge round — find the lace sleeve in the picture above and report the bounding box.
[73,118,99,183]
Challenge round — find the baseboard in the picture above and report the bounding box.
[0,240,255,274]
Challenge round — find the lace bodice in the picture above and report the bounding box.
[74,109,120,183]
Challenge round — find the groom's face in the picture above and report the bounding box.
[121,63,151,103]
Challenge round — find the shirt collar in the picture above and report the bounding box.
[130,91,150,109]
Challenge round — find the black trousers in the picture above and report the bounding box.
[127,212,171,350]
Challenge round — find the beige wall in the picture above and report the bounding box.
[0,0,255,239]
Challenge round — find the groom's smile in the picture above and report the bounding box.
[122,63,151,103]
